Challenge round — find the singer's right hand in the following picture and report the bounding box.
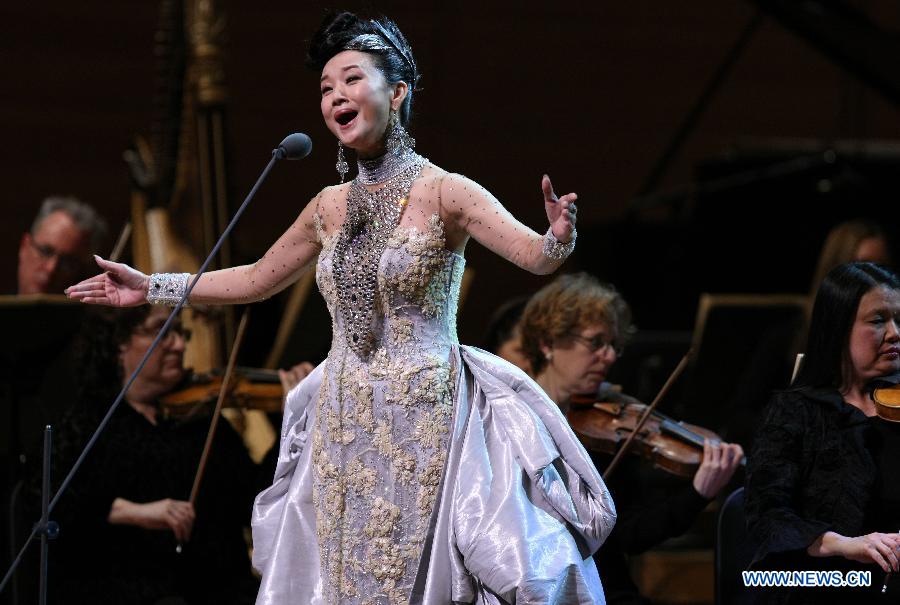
[65,256,150,307]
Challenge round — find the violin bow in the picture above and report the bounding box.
[189,307,251,504]
[603,348,694,480]
[174,307,250,553]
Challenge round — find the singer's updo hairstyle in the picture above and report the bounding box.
[307,11,419,128]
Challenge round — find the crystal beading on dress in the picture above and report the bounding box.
[331,137,428,358]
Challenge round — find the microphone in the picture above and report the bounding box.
[274,133,313,160]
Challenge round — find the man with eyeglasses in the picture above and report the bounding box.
[16,196,107,295]
[3,197,108,578]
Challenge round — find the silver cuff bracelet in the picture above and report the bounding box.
[542,227,576,261]
[146,272,191,307]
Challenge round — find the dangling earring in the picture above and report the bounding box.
[386,110,415,156]
[336,141,348,183]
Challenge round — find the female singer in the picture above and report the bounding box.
[745,262,900,603]
[66,11,615,605]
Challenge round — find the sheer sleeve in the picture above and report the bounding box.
[186,190,326,305]
[440,173,569,275]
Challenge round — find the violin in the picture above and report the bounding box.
[160,366,284,419]
[568,395,736,479]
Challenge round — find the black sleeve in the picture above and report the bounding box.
[744,393,831,564]
[202,417,268,521]
[612,482,711,556]
[594,451,712,556]
[21,407,126,563]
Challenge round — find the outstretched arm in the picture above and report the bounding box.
[67,193,323,307]
[186,195,322,304]
[442,173,577,275]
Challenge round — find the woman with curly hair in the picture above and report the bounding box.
[521,273,743,604]
[41,306,262,605]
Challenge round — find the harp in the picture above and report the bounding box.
[120,0,234,373]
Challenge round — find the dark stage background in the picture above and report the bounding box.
[4,1,900,343]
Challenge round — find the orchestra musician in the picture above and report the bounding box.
[35,305,267,605]
[2,197,107,590]
[725,218,895,451]
[520,272,744,604]
[16,196,107,295]
[809,220,893,297]
[483,295,531,374]
[745,261,900,604]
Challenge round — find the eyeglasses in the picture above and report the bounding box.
[133,324,192,345]
[567,332,623,356]
[28,237,88,274]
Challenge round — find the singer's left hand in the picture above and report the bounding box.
[542,174,577,243]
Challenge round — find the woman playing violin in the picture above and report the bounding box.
[520,272,743,604]
[38,306,267,605]
[746,262,900,604]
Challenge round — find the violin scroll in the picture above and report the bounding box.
[873,385,900,422]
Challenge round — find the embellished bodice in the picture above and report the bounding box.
[315,212,465,363]
[309,210,465,604]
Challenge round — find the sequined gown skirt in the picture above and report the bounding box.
[252,218,616,604]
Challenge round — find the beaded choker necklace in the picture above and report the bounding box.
[332,149,427,357]
[356,147,420,185]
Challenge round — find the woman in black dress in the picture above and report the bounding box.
[746,261,900,604]
[42,306,266,605]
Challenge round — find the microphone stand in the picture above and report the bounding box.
[0,134,309,599]
[36,426,57,605]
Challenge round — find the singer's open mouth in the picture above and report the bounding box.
[336,110,357,126]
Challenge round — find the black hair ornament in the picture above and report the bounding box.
[369,19,421,91]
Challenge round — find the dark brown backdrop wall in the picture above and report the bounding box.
[3,1,900,343]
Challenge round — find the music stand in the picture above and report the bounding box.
[0,295,84,605]
[678,293,808,443]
